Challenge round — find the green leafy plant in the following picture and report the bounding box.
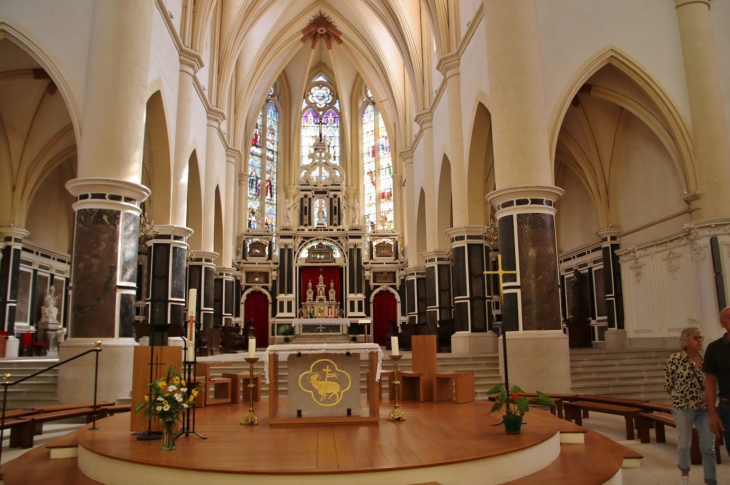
[486,384,556,417]
[134,365,204,423]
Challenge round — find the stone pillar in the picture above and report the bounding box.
[401,150,417,265]
[0,227,30,334]
[597,227,627,349]
[214,267,236,328]
[187,250,217,330]
[145,225,193,344]
[276,235,296,318]
[405,267,426,324]
[392,173,404,236]
[237,172,248,237]
[414,112,439,252]
[483,0,570,392]
[222,148,240,265]
[447,226,498,353]
[347,236,366,317]
[675,0,730,220]
[423,251,452,327]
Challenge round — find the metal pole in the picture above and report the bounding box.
[0,373,10,478]
[90,341,101,430]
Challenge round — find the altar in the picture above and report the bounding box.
[265,343,382,425]
[292,318,350,336]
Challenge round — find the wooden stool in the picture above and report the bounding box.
[433,371,475,404]
[366,370,393,401]
[222,372,261,403]
[197,362,233,406]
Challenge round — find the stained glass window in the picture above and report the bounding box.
[307,85,333,108]
[301,108,319,166]
[323,109,340,165]
[247,89,278,231]
[362,90,394,233]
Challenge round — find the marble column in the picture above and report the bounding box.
[347,236,366,317]
[0,227,30,334]
[447,226,498,353]
[423,251,452,326]
[405,267,426,325]
[214,267,236,327]
[145,225,193,345]
[187,250,218,330]
[675,0,730,220]
[597,228,626,349]
[276,236,296,318]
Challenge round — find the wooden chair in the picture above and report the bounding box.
[433,371,475,403]
[222,372,261,403]
[197,362,232,406]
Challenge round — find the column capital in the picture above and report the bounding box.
[207,108,226,126]
[487,185,564,218]
[180,46,204,74]
[414,111,433,130]
[215,266,237,277]
[151,224,194,240]
[400,149,414,165]
[436,52,460,78]
[446,225,488,241]
[66,178,150,213]
[188,250,219,262]
[405,266,425,277]
[226,146,242,164]
[596,227,622,241]
[0,226,30,241]
[422,250,451,264]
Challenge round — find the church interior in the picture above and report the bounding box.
[1,0,729,483]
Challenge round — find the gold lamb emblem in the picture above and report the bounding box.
[298,359,352,407]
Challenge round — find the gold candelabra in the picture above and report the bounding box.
[240,357,259,425]
[386,354,405,421]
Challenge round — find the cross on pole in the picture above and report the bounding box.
[484,253,518,401]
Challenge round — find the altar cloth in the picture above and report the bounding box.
[292,318,350,327]
[264,343,383,384]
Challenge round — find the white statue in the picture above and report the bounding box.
[351,199,360,225]
[40,287,59,324]
[283,198,292,225]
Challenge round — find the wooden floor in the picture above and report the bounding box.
[73,398,581,475]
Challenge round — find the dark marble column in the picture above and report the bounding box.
[65,178,150,338]
[405,267,426,324]
[423,251,452,326]
[145,225,193,344]
[214,267,236,327]
[347,234,365,316]
[597,228,624,330]
[187,250,217,329]
[447,226,495,333]
[274,233,296,317]
[0,228,30,334]
[486,186,564,332]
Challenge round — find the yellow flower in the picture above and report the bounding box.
[181,380,186,387]
[162,400,168,406]
[188,395,195,402]
[159,380,167,388]
[144,395,149,402]
[192,389,199,397]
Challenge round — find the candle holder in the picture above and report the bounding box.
[387,354,405,421]
[240,357,259,425]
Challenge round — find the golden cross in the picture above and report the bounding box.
[484,254,518,300]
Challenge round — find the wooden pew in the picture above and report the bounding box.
[564,400,642,440]
[637,411,721,465]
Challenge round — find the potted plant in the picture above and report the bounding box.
[486,384,556,433]
[134,365,204,450]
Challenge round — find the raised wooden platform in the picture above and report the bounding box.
[2,399,639,484]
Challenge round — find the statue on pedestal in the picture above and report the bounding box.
[38,287,62,354]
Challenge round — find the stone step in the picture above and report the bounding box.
[571,370,665,381]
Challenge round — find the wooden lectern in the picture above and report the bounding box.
[130,345,183,432]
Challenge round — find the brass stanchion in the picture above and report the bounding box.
[240,357,259,425]
[387,354,405,421]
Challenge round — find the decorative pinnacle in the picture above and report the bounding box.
[2,374,10,384]
[94,340,102,350]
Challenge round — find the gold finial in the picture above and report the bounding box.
[3,374,10,384]
[94,340,102,349]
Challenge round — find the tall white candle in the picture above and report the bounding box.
[391,336,399,356]
[187,289,197,362]
[248,337,256,358]
[188,289,197,317]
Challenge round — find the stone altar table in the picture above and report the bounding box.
[265,343,382,425]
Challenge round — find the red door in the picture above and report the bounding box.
[244,291,269,348]
[373,290,397,346]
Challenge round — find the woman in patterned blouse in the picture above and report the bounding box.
[663,327,717,485]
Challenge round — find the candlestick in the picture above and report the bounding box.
[391,336,399,356]
[188,288,197,316]
[186,316,196,362]
[387,354,405,421]
[248,338,256,359]
[240,357,259,425]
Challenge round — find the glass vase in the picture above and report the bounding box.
[161,420,177,450]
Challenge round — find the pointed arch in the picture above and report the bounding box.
[144,91,172,225]
[549,47,696,195]
[466,102,492,225]
[214,185,223,264]
[437,155,452,249]
[415,188,427,266]
[186,151,203,249]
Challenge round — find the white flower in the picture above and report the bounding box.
[156,396,164,402]
[180,387,188,393]
[163,404,170,411]
[174,394,183,403]
[182,403,188,409]
[156,406,162,412]
[167,385,177,392]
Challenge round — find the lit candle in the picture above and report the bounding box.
[187,289,197,362]
[248,337,256,359]
[391,336,399,356]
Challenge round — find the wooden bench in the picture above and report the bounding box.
[14,407,96,448]
[197,362,232,406]
[564,400,642,440]
[576,395,648,419]
[637,411,721,465]
[433,371,475,404]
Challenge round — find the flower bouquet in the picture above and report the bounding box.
[134,365,204,450]
[486,383,556,433]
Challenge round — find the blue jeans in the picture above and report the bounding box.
[672,408,717,485]
[718,401,730,459]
